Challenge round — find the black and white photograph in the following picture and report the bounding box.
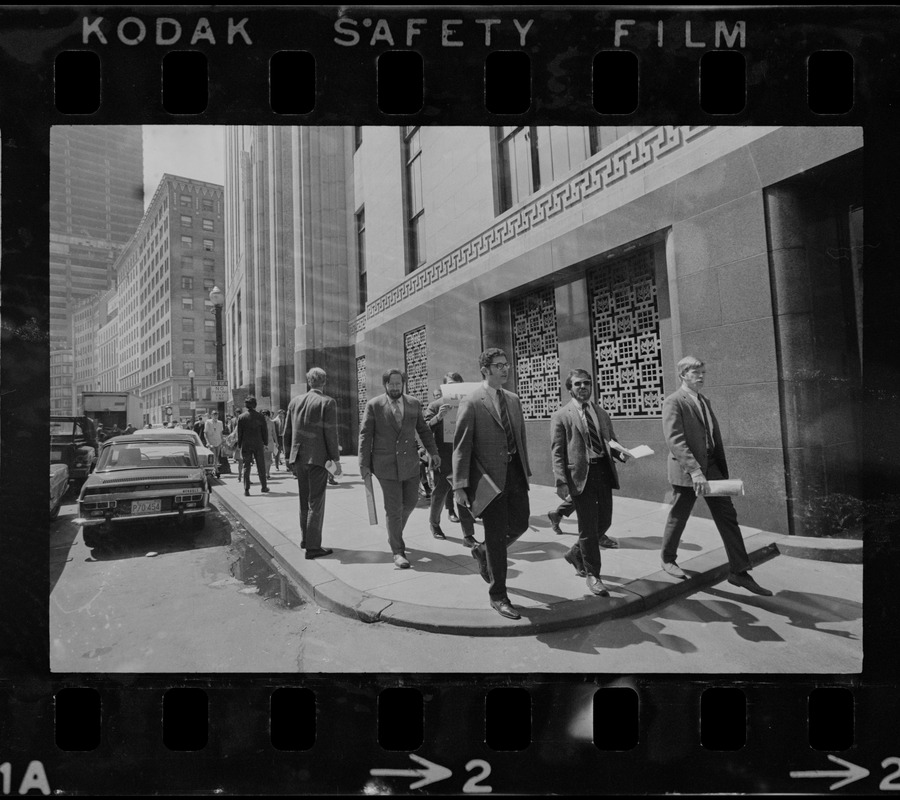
[49,123,864,674]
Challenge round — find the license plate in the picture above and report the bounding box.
[51,450,62,461]
[131,499,161,515]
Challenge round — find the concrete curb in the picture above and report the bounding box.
[212,485,793,636]
[774,534,863,564]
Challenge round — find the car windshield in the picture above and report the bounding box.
[50,420,77,437]
[141,430,204,447]
[97,440,196,470]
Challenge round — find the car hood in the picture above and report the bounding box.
[83,467,204,487]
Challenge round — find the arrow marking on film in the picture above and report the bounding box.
[790,754,869,790]
[371,754,452,790]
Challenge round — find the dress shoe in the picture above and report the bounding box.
[448,511,460,523]
[547,511,564,535]
[244,489,250,497]
[564,549,586,577]
[463,535,478,548]
[727,571,773,596]
[599,535,619,549]
[261,486,270,493]
[393,554,411,569]
[472,547,490,583]
[490,599,521,620]
[586,574,610,596]
[305,547,333,560]
[431,525,447,540]
[661,561,687,579]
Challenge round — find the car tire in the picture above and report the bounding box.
[82,524,110,549]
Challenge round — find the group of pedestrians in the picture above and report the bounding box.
[231,350,772,622]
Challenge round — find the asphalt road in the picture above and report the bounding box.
[50,488,862,674]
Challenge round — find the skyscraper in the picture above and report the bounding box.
[49,125,144,414]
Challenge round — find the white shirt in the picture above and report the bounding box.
[204,418,224,447]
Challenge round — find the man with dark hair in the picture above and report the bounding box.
[551,369,632,596]
[424,371,478,547]
[359,369,440,569]
[283,368,340,560]
[236,395,269,497]
[660,356,772,596]
[453,348,531,620]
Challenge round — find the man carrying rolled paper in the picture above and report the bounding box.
[659,356,773,596]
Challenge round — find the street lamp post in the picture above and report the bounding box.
[209,285,225,421]
[189,369,196,428]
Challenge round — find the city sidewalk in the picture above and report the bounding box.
[210,462,860,636]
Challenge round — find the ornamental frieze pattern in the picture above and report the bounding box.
[366,125,712,321]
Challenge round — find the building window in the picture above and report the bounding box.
[182,276,193,290]
[181,235,193,248]
[587,245,664,418]
[202,198,214,211]
[403,326,428,403]
[402,126,426,272]
[356,207,367,314]
[202,218,214,231]
[203,278,215,290]
[510,287,560,420]
[588,126,638,156]
[496,126,592,212]
[203,239,214,252]
[183,318,194,332]
[206,362,216,376]
[184,361,194,374]
[181,255,192,271]
[182,297,194,310]
[180,194,192,207]
[181,214,192,227]
[204,319,215,332]
[203,257,215,271]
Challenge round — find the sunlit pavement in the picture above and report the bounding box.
[211,462,861,639]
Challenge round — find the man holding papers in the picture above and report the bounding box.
[453,348,532,620]
[660,356,772,596]
[551,369,632,597]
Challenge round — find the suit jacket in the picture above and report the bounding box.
[283,389,341,468]
[424,396,454,476]
[550,399,621,495]
[663,387,729,486]
[452,384,531,492]
[359,393,438,481]
[236,408,268,450]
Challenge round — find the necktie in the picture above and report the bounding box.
[392,399,403,426]
[496,389,517,455]
[698,395,714,451]
[582,403,606,456]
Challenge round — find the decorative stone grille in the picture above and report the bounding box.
[511,287,561,420]
[356,355,367,425]
[587,247,664,418]
[403,326,428,403]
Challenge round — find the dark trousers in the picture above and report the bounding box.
[555,497,576,518]
[241,443,268,491]
[478,454,530,602]
[661,459,752,574]
[294,463,328,550]
[566,461,614,578]
[429,471,475,538]
[377,475,420,555]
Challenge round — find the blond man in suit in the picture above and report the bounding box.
[551,369,632,597]
[359,369,440,569]
[660,356,772,596]
[453,348,531,620]
[283,367,341,560]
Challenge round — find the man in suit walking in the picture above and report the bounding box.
[236,395,269,496]
[283,367,341,561]
[551,369,632,597]
[424,372,478,547]
[359,369,441,569]
[660,356,772,596]
[453,348,532,620]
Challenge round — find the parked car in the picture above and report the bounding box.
[50,416,98,483]
[75,435,209,550]
[133,427,219,480]
[50,463,69,520]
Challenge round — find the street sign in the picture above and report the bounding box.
[211,381,230,402]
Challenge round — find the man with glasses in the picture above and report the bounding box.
[659,356,772,596]
[551,369,632,597]
[453,348,531,620]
